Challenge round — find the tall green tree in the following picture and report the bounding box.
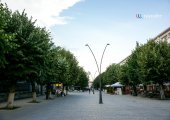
[75,67,89,90]
[42,47,81,97]
[103,64,121,85]
[0,3,53,107]
[57,48,79,89]
[123,42,142,96]
[137,40,170,99]
[24,27,52,102]
[0,4,26,108]
[120,63,130,86]
[93,72,105,89]
[0,3,15,68]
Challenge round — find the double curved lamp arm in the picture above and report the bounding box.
[85,44,110,74]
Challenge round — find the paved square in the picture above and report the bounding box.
[0,91,170,120]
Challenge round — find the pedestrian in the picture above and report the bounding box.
[61,90,64,97]
[89,88,90,94]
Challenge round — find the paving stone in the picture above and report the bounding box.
[0,91,170,120]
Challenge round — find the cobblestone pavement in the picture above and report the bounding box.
[0,91,170,120]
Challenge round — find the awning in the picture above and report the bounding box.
[111,82,124,87]
[105,85,111,87]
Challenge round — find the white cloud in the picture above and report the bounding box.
[2,0,82,27]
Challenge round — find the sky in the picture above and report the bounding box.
[2,0,170,81]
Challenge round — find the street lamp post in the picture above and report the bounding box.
[85,44,110,104]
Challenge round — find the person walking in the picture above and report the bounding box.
[92,88,95,94]
[89,88,91,94]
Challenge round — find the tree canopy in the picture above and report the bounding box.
[0,2,89,107]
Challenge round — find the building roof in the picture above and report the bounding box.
[153,26,170,40]
[118,55,130,65]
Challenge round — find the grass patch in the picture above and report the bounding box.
[0,106,20,110]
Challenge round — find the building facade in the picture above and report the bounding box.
[119,26,170,65]
[154,27,170,43]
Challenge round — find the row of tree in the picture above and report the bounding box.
[0,2,89,109]
[93,40,170,99]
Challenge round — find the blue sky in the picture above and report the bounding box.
[2,0,170,80]
[51,0,170,79]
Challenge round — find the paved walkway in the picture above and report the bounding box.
[0,91,170,120]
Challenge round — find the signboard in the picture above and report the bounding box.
[55,83,62,87]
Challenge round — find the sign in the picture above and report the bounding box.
[55,83,62,87]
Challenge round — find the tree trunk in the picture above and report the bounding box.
[46,84,50,100]
[6,84,16,109]
[6,93,15,109]
[160,85,165,100]
[31,81,37,102]
[32,92,37,102]
[62,85,66,96]
[143,85,147,96]
[40,84,43,95]
[66,86,68,95]
[49,91,52,99]
[132,85,138,96]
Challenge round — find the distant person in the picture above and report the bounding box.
[92,88,95,94]
[61,90,64,97]
[89,88,90,94]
